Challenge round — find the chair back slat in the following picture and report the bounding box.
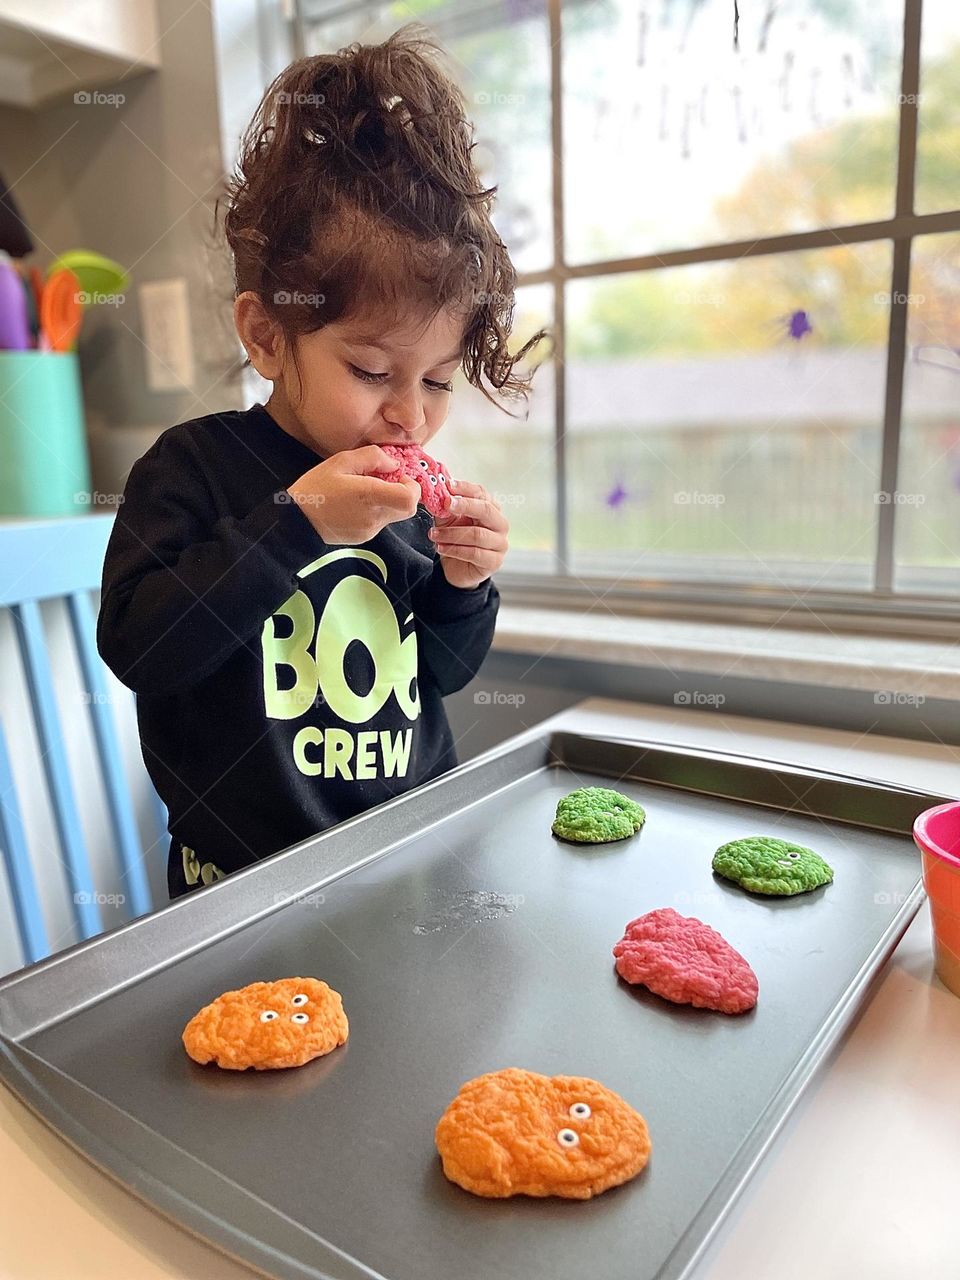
[0,517,112,605]
[11,598,101,940]
[0,720,49,965]
[0,516,162,968]
[67,590,153,920]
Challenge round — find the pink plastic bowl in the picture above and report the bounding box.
[913,801,960,997]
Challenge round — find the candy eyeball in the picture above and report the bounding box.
[291,1012,310,1024]
[557,1128,580,1148]
[291,993,309,1006]
[787,851,801,860]
[428,474,437,484]
[418,459,429,469]
[259,1010,278,1023]
[569,1102,591,1119]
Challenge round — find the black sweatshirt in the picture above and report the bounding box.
[96,402,500,894]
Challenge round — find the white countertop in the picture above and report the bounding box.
[1,695,958,1279]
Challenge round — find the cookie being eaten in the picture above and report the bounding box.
[613,907,758,1013]
[552,786,646,844]
[182,977,348,1070]
[368,444,452,516]
[712,836,834,896]
[435,1067,651,1199]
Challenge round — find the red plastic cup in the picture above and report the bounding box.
[913,801,960,997]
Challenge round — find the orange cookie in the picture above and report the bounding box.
[182,977,348,1070]
[435,1067,651,1199]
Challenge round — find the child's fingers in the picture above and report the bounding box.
[360,475,420,516]
[435,487,507,531]
[431,525,507,553]
[447,477,484,498]
[336,444,402,475]
[433,544,501,574]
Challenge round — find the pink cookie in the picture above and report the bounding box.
[612,907,758,1014]
[369,444,452,517]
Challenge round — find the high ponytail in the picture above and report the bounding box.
[215,23,548,413]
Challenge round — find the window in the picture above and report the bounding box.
[292,0,960,623]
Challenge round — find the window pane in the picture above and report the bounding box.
[443,285,555,572]
[300,0,552,272]
[894,232,960,594]
[563,0,903,264]
[915,7,960,215]
[566,243,892,587]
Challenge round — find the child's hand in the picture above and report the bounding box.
[286,445,421,545]
[427,479,509,590]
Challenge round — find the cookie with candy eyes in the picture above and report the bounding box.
[712,836,834,896]
[368,444,452,517]
[434,1067,651,1199]
[551,786,646,844]
[182,977,348,1070]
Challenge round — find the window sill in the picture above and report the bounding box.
[492,605,960,701]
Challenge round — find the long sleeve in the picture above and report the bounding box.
[412,557,500,697]
[96,430,324,696]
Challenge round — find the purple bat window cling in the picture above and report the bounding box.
[763,308,814,359]
[605,480,630,509]
[785,309,813,341]
[604,478,652,511]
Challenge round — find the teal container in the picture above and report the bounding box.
[0,351,91,517]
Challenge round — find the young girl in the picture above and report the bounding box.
[97,25,547,900]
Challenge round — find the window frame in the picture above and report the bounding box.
[292,0,960,635]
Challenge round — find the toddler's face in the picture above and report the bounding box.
[264,305,466,458]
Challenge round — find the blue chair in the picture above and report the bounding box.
[0,515,166,967]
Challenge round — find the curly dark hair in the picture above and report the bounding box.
[215,23,549,415]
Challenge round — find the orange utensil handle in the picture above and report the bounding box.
[40,267,82,352]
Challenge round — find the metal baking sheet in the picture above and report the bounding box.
[1,728,954,1280]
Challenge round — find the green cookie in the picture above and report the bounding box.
[712,836,834,896]
[551,786,646,844]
